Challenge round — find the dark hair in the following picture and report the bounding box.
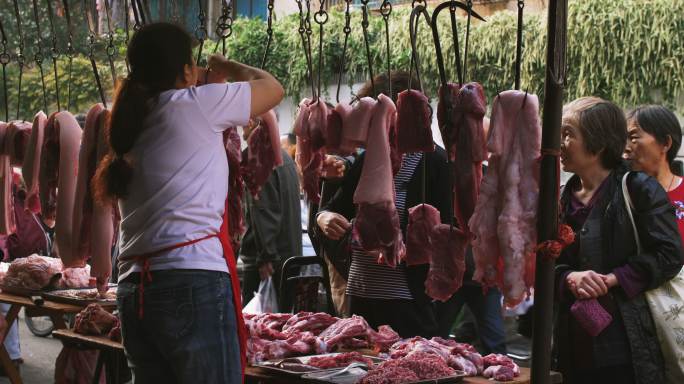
[287,133,297,146]
[355,71,420,103]
[627,105,682,166]
[563,97,627,170]
[94,23,193,202]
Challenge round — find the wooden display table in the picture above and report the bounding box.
[52,329,125,384]
[245,366,562,384]
[0,291,85,384]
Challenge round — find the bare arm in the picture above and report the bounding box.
[207,55,285,117]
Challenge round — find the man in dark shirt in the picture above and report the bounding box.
[239,117,303,309]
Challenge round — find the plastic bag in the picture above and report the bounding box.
[243,277,278,314]
[645,267,684,383]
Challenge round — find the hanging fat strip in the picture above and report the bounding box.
[72,104,117,269]
[23,111,48,214]
[71,104,105,265]
[39,111,82,263]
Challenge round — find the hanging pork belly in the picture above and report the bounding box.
[352,94,405,267]
[23,111,48,214]
[39,111,82,262]
[469,90,542,307]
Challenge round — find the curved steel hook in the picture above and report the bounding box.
[408,5,432,93]
[431,1,486,87]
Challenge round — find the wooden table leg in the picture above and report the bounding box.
[0,341,21,384]
[0,305,22,384]
[49,313,68,330]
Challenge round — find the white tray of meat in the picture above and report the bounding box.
[255,352,383,376]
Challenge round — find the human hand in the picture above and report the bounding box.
[566,270,609,299]
[316,211,351,240]
[321,156,346,180]
[258,262,275,281]
[196,66,228,86]
[601,273,619,289]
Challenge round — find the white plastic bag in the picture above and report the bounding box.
[243,277,278,314]
[645,268,684,384]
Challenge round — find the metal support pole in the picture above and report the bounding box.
[531,0,568,383]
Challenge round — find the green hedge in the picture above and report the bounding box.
[0,0,682,120]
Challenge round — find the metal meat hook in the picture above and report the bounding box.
[430,0,486,87]
[408,4,433,93]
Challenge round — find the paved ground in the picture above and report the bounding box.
[0,310,62,384]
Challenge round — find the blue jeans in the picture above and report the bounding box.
[117,269,241,384]
[435,285,507,354]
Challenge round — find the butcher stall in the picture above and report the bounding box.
[0,0,571,382]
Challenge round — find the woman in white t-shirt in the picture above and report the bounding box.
[93,23,283,383]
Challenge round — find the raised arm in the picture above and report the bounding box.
[207,55,285,118]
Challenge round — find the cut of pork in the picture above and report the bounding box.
[22,111,48,214]
[468,90,541,307]
[396,89,434,154]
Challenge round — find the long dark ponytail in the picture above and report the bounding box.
[94,23,193,203]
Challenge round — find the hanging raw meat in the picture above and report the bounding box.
[340,97,376,154]
[326,103,351,155]
[223,126,244,249]
[23,111,48,214]
[353,94,405,267]
[39,111,82,262]
[72,104,117,272]
[308,101,328,152]
[469,90,542,307]
[396,89,434,154]
[5,121,31,166]
[294,99,327,204]
[0,122,13,235]
[438,83,487,232]
[388,112,403,176]
[71,104,104,265]
[241,109,284,198]
[425,224,469,302]
[405,204,441,266]
[0,121,32,235]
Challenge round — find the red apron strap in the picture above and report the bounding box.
[219,199,247,383]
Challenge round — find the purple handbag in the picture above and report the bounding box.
[570,298,613,337]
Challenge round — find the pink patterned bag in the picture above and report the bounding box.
[570,298,613,337]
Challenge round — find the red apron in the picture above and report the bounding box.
[121,200,248,381]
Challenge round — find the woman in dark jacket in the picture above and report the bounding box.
[554,97,683,384]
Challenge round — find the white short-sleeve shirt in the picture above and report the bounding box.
[117,82,251,282]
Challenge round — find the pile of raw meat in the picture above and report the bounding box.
[244,312,400,364]
[74,303,121,342]
[360,351,456,384]
[389,336,520,380]
[1,254,92,290]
